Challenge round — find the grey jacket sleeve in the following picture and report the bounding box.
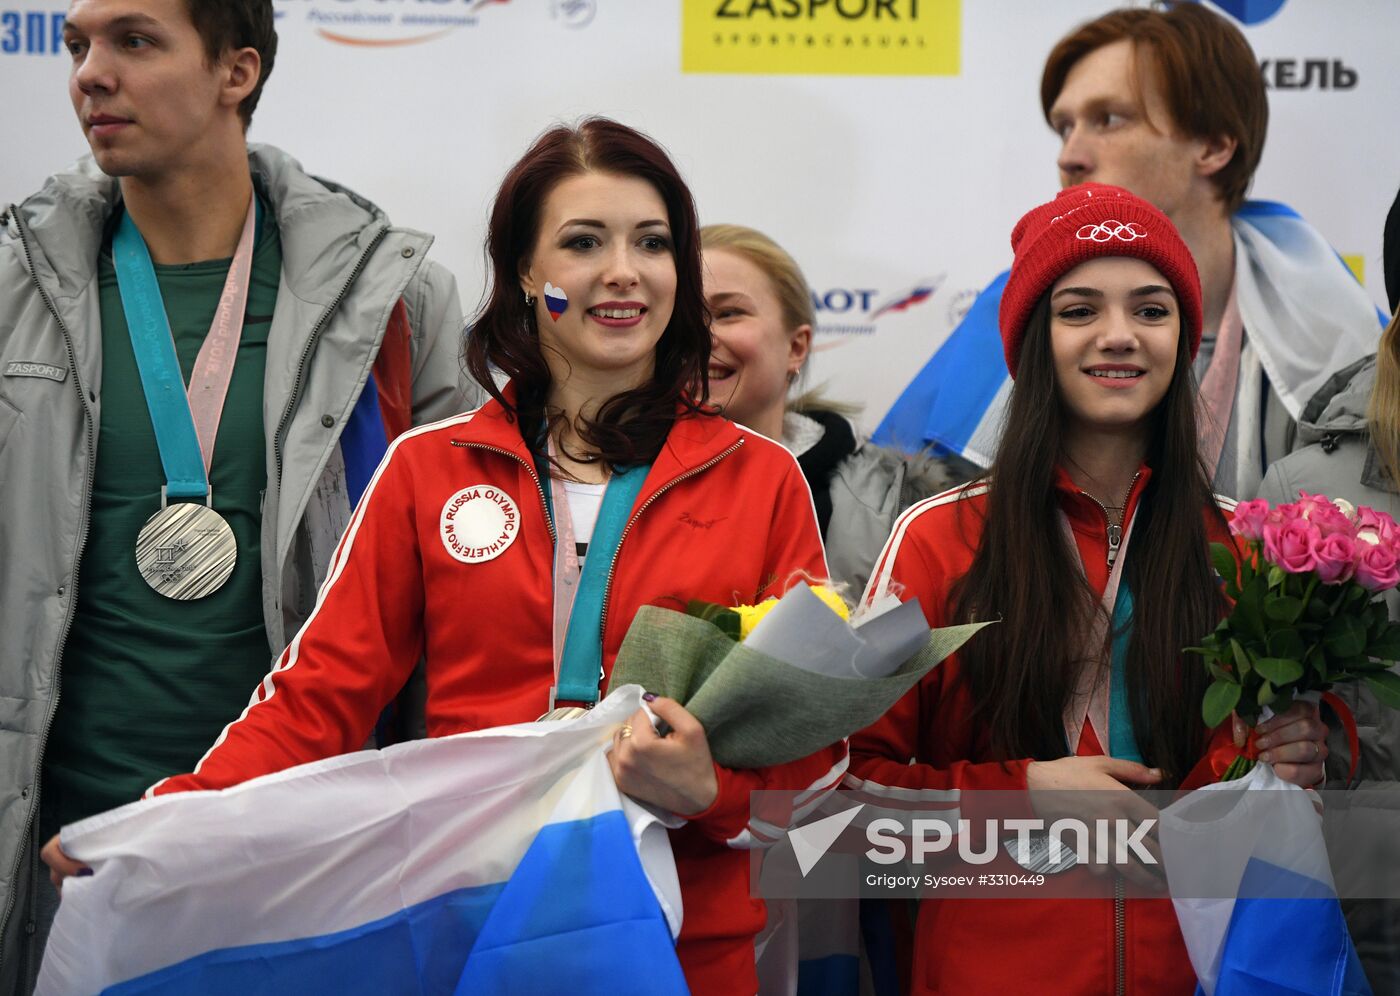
[403,259,484,424]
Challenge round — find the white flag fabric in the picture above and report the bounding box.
[37,686,687,995]
[1158,763,1369,996]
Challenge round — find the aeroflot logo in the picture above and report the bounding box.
[274,0,512,48]
[810,278,942,348]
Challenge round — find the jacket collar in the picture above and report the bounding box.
[246,144,432,302]
[11,143,423,303]
[460,384,744,496]
[1053,463,1153,536]
[1288,355,1398,494]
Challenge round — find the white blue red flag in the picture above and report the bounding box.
[37,687,686,995]
[1159,763,1371,996]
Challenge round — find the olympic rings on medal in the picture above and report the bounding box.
[1075,219,1148,243]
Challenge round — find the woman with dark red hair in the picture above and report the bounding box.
[46,118,845,994]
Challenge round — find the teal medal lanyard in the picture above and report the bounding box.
[1008,512,1144,876]
[114,196,257,600]
[537,438,650,718]
[1059,509,1143,761]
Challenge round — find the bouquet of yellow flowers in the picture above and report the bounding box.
[607,581,990,768]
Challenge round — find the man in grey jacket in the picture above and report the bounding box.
[0,1,479,989]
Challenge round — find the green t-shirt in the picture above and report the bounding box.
[42,201,282,837]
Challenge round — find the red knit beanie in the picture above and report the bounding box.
[998,183,1203,376]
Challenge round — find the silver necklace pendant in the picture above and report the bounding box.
[135,500,237,600]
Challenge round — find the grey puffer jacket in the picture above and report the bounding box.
[0,144,480,989]
[782,410,974,596]
[1255,354,1400,991]
[1257,355,1400,787]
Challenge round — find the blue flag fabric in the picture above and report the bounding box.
[37,688,687,996]
[872,271,1009,465]
[1159,762,1371,996]
[339,370,391,509]
[1201,859,1371,996]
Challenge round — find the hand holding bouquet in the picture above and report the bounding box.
[1190,493,1400,780]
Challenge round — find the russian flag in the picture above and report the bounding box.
[871,271,1009,466]
[37,688,687,995]
[1158,763,1371,995]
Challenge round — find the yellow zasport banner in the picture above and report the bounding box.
[682,0,959,77]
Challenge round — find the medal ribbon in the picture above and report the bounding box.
[1060,510,1139,759]
[541,442,650,707]
[112,196,258,499]
[1197,282,1244,481]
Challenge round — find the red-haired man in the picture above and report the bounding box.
[877,3,1380,500]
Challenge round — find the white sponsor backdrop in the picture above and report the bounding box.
[3,0,1397,431]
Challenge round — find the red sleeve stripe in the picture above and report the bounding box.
[723,752,850,850]
[840,771,961,806]
[864,482,988,606]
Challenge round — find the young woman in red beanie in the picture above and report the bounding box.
[850,183,1329,994]
[44,119,846,996]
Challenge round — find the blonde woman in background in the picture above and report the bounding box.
[701,224,968,995]
[701,224,970,595]
[1255,189,1400,990]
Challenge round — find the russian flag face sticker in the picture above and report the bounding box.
[544,282,568,321]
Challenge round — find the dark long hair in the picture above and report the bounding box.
[950,294,1227,784]
[465,118,712,470]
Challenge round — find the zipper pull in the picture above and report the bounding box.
[1107,523,1122,566]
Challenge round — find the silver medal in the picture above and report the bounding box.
[1002,829,1080,875]
[135,501,236,599]
[536,706,590,723]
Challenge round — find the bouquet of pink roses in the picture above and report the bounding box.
[1189,492,1400,780]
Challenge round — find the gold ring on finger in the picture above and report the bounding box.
[619,724,634,740]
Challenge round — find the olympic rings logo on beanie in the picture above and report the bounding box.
[1075,220,1147,243]
[999,183,1204,377]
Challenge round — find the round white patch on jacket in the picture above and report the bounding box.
[440,485,519,563]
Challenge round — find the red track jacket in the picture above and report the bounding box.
[152,393,849,995]
[850,467,1236,995]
